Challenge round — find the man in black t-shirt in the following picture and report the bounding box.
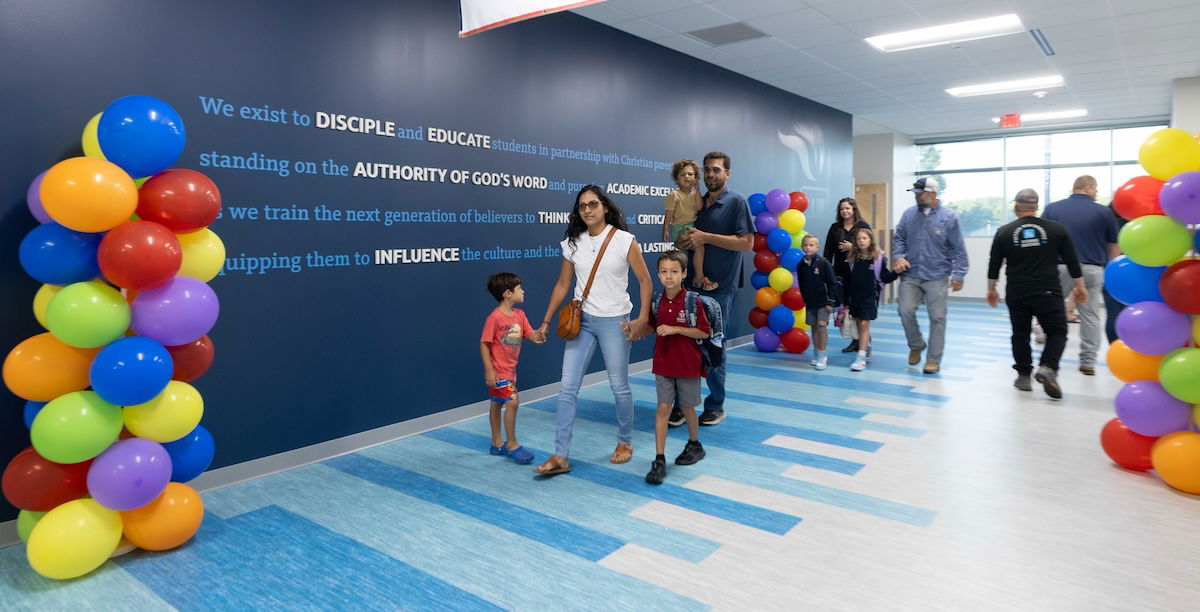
[987,189,1088,399]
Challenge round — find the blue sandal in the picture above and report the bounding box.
[489,443,507,456]
[507,446,534,465]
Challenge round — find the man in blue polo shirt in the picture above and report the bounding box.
[1042,175,1119,375]
[893,177,969,375]
[674,151,754,426]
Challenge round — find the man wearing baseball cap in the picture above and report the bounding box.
[892,177,969,374]
[986,189,1087,399]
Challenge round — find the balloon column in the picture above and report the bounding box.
[1101,127,1200,494]
[3,95,221,580]
[749,189,812,354]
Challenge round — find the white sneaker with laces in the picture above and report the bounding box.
[815,356,828,370]
[849,357,867,371]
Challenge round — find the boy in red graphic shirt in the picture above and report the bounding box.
[480,272,543,464]
[645,251,710,485]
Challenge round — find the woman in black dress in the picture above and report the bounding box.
[823,197,870,352]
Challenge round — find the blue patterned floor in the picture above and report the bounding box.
[2,302,1051,610]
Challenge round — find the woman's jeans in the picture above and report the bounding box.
[554,313,633,457]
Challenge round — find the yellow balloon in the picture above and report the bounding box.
[33,284,63,329]
[82,112,105,160]
[768,268,794,292]
[794,307,810,330]
[1139,128,1200,180]
[177,228,226,281]
[778,209,807,234]
[125,380,204,442]
[27,499,122,580]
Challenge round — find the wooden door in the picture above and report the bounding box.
[854,183,891,302]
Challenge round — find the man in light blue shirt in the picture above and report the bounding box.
[892,177,969,374]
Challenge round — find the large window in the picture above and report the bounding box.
[915,125,1164,236]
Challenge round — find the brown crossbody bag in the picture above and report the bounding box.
[557,226,618,339]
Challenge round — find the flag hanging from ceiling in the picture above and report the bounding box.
[459,0,606,38]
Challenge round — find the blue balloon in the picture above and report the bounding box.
[750,270,769,290]
[23,401,46,430]
[753,327,780,352]
[18,222,102,284]
[163,424,215,483]
[767,305,795,333]
[90,337,174,406]
[780,248,804,271]
[97,95,186,178]
[748,193,767,216]
[766,229,792,254]
[1104,255,1165,305]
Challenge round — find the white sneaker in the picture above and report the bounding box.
[809,356,819,366]
[815,356,828,370]
[849,358,867,371]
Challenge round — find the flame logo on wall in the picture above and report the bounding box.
[777,121,826,183]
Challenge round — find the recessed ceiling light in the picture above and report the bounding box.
[991,109,1088,123]
[947,75,1064,97]
[865,14,1025,53]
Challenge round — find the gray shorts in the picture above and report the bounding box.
[806,305,831,326]
[655,375,701,407]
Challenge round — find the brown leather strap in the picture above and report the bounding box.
[580,226,618,301]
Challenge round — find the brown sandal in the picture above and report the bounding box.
[532,456,571,475]
[610,443,632,464]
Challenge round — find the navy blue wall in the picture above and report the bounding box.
[0,0,850,521]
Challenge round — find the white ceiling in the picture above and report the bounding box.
[571,0,1200,139]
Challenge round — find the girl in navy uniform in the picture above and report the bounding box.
[843,228,900,371]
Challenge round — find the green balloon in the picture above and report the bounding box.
[17,510,47,542]
[45,281,130,349]
[1159,348,1200,404]
[30,391,123,464]
[1118,215,1192,267]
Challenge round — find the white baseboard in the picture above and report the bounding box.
[0,334,752,550]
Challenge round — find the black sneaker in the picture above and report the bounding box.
[698,410,725,426]
[1035,366,1062,400]
[841,340,859,353]
[666,406,685,427]
[675,440,706,465]
[645,458,666,485]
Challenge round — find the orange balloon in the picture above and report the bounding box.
[1107,339,1163,383]
[120,482,204,551]
[2,333,99,402]
[1151,431,1200,494]
[755,287,781,311]
[40,157,137,232]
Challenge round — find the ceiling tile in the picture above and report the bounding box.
[778,26,861,48]
[704,0,807,21]
[643,4,738,31]
[569,3,639,24]
[744,9,837,36]
[653,33,719,54]
[611,18,676,40]
[600,0,701,18]
[718,37,798,59]
[811,0,915,23]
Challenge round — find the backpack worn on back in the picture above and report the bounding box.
[652,289,726,370]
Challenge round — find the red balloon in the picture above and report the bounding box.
[1099,418,1157,471]
[137,169,222,233]
[1112,176,1165,220]
[753,233,767,252]
[780,328,810,354]
[789,191,809,212]
[748,307,769,329]
[166,334,216,382]
[781,288,806,311]
[754,251,779,274]
[2,447,91,511]
[97,221,182,289]
[1160,260,1200,314]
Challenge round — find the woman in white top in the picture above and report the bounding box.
[532,185,653,475]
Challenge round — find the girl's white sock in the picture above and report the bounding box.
[857,350,867,358]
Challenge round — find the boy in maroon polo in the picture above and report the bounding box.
[645,251,711,485]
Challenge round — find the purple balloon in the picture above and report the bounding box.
[765,189,790,214]
[27,170,51,223]
[1115,300,1191,355]
[755,212,779,234]
[131,276,220,346]
[1114,381,1191,437]
[87,438,173,511]
[1160,171,1200,224]
[754,327,780,352]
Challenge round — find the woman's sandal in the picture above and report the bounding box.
[610,443,632,464]
[532,456,571,475]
